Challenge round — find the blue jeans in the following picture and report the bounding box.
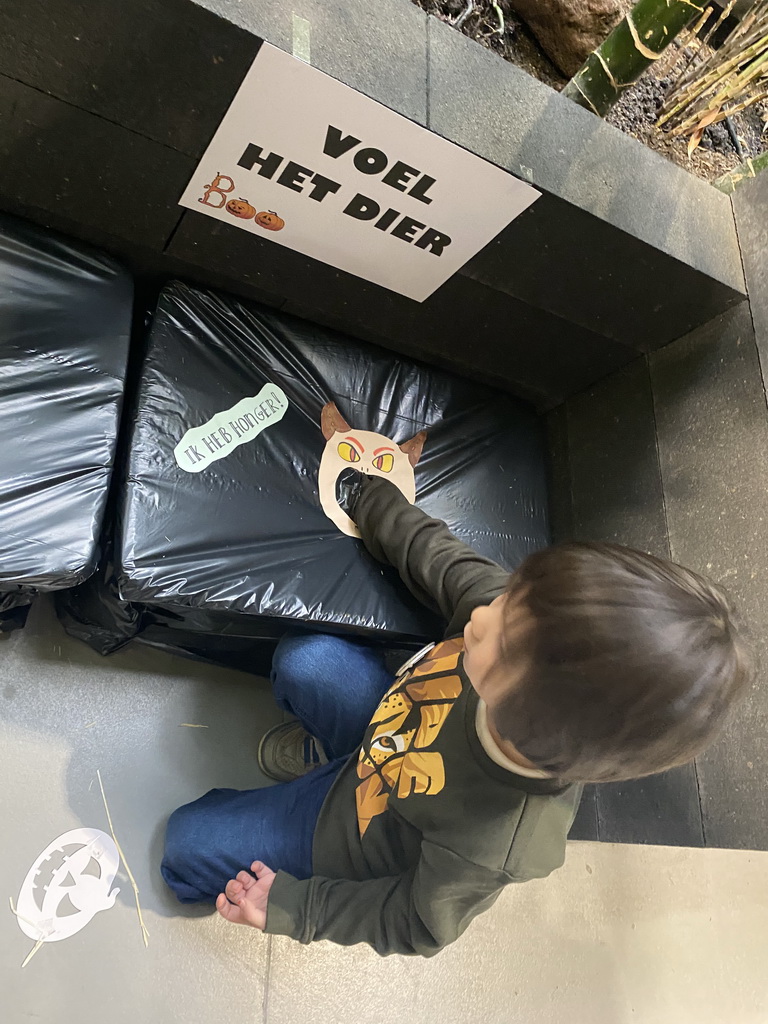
[160,633,392,903]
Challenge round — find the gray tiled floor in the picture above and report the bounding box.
[4,600,768,1023]
[1,598,280,1023]
[265,841,768,1024]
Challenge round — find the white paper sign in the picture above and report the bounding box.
[174,384,288,473]
[179,44,540,302]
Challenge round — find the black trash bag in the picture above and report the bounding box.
[0,589,34,632]
[54,546,145,655]
[0,215,133,629]
[61,280,549,660]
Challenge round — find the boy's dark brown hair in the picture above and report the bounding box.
[493,542,751,783]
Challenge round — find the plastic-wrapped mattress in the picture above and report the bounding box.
[0,216,132,630]
[58,281,548,660]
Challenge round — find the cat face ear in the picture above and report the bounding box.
[321,401,352,441]
[399,430,427,468]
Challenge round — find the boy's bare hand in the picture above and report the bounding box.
[216,860,275,930]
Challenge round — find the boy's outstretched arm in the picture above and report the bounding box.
[354,477,511,634]
[216,849,506,957]
[260,807,565,956]
[264,841,509,957]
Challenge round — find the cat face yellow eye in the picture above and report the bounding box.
[372,452,394,473]
[337,440,361,464]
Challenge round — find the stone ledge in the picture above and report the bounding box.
[428,15,744,296]
[733,171,768,398]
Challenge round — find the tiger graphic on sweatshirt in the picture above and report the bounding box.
[355,637,464,837]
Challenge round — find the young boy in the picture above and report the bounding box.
[161,476,750,957]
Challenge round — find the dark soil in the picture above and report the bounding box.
[412,0,767,184]
[418,0,566,89]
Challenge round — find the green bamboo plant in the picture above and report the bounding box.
[657,1,768,155]
[562,0,703,116]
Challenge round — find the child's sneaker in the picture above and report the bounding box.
[257,721,329,782]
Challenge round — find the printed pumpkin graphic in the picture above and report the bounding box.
[255,210,285,231]
[225,198,257,219]
[355,637,464,837]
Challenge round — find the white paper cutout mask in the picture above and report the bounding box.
[317,401,426,538]
[15,828,120,943]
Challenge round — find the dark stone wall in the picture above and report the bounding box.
[553,274,768,848]
[0,0,746,407]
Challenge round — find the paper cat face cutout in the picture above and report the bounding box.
[318,401,426,538]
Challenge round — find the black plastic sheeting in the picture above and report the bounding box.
[0,215,132,630]
[58,281,549,659]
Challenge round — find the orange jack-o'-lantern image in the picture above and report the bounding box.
[225,198,257,219]
[255,210,285,231]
